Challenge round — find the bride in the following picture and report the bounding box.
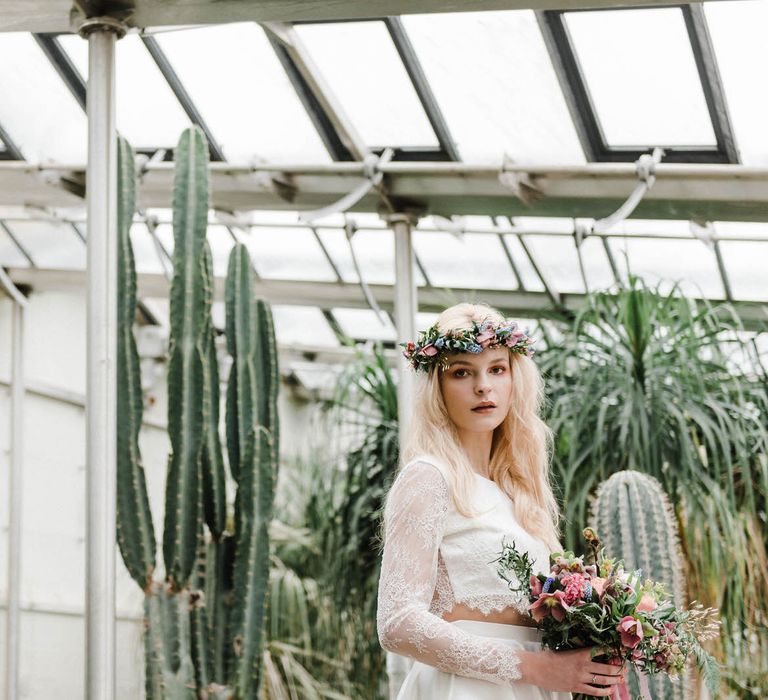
[376,302,628,699]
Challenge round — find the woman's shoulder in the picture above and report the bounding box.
[399,453,451,482]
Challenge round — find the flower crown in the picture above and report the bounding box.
[401,317,536,373]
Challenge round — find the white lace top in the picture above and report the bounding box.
[376,454,552,686]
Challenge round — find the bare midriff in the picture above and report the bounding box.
[441,602,537,628]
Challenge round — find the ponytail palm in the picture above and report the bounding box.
[539,274,768,696]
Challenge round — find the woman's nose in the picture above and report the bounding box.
[475,378,491,394]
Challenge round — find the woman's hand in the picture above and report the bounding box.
[518,647,628,696]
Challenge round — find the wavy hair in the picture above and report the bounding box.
[399,302,562,551]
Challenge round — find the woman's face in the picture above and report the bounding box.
[438,347,513,434]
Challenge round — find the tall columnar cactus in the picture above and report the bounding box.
[116,134,156,592]
[590,470,691,700]
[116,127,280,699]
[163,126,210,590]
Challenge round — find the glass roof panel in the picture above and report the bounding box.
[271,305,339,346]
[294,21,439,149]
[58,33,191,151]
[4,220,85,269]
[499,235,546,292]
[244,225,337,281]
[717,240,768,301]
[153,24,330,163]
[564,8,716,147]
[402,11,585,164]
[315,227,428,286]
[413,231,518,290]
[0,223,30,267]
[129,222,165,275]
[522,234,615,294]
[705,1,768,165]
[0,33,87,163]
[607,236,724,298]
[332,307,396,341]
[206,224,236,277]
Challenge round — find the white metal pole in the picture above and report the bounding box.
[389,213,418,434]
[2,269,27,700]
[385,212,418,700]
[78,16,125,700]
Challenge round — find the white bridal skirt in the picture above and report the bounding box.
[395,620,573,700]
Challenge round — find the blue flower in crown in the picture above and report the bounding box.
[400,316,537,373]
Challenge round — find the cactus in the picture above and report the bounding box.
[590,470,691,700]
[163,125,210,590]
[116,127,280,698]
[116,134,156,591]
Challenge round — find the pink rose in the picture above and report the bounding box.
[618,616,644,649]
[636,593,657,613]
[529,590,571,622]
[530,575,543,597]
[419,344,438,356]
[475,330,495,349]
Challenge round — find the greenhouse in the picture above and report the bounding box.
[0,1,766,699]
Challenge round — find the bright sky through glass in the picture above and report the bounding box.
[294,20,439,148]
[565,8,717,147]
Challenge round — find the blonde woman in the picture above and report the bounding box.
[376,303,627,699]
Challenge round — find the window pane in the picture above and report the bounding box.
[245,226,337,281]
[565,8,716,147]
[332,307,396,341]
[0,33,87,163]
[4,220,85,269]
[0,222,30,266]
[500,235,545,292]
[154,24,330,163]
[523,234,614,294]
[413,231,518,290]
[272,305,339,346]
[705,1,768,165]
[295,21,438,148]
[129,222,165,275]
[717,240,768,301]
[403,11,585,164]
[315,227,427,286]
[607,236,724,298]
[58,34,191,150]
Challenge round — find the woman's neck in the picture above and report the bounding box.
[457,429,493,476]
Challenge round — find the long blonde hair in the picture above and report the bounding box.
[400,302,562,551]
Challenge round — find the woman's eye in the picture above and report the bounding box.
[491,366,506,374]
[453,369,468,378]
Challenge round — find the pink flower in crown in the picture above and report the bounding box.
[419,343,438,357]
[530,575,543,598]
[529,590,571,622]
[475,330,496,349]
[618,616,644,649]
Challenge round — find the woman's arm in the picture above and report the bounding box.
[376,461,523,685]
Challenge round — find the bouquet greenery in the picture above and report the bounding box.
[495,528,721,700]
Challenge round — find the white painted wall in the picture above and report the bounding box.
[0,288,321,699]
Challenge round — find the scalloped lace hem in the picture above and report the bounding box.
[452,593,531,617]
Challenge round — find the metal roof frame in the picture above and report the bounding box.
[7,264,767,332]
[536,4,739,164]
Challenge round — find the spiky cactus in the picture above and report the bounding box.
[590,470,691,700]
[116,127,280,699]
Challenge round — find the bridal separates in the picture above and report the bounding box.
[396,620,572,700]
[376,455,572,699]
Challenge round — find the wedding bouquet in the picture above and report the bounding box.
[495,528,721,700]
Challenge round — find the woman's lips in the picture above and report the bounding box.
[472,405,496,413]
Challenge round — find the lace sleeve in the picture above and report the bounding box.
[376,461,524,685]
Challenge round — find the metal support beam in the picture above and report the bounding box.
[0,120,23,161]
[0,268,27,700]
[386,211,419,433]
[78,14,126,700]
